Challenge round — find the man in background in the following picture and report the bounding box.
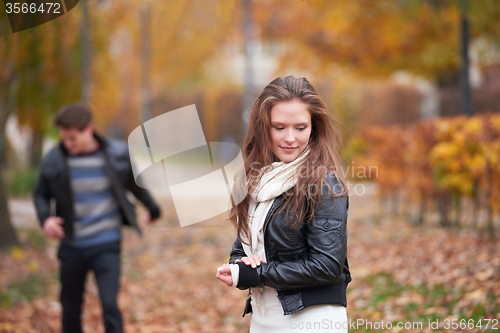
[33,102,161,333]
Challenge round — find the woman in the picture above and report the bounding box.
[216,75,351,333]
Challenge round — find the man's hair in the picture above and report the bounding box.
[53,102,93,130]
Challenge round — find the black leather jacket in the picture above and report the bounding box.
[33,132,161,244]
[229,173,351,316]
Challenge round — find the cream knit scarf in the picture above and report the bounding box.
[241,147,310,315]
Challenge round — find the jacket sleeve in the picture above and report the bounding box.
[235,175,349,291]
[228,237,247,264]
[123,146,162,220]
[32,167,52,227]
[125,165,161,220]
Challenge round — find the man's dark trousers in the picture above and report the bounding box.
[58,240,123,333]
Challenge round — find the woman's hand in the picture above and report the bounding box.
[216,255,266,287]
[216,264,233,287]
[235,255,266,268]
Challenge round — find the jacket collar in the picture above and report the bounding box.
[58,131,108,156]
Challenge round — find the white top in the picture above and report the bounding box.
[250,287,348,333]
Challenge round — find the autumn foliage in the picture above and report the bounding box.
[345,112,500,232]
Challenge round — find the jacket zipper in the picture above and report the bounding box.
[262,197,283,265]
[242,197,283,317]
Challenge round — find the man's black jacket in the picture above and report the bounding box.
[229,173,351,316]
[33,132,161,243]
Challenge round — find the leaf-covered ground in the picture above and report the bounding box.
[1,183,499,332]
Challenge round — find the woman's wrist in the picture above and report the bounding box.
[229,264,240,288]
[235,261,262,289]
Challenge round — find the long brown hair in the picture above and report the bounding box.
[230,75,347,244]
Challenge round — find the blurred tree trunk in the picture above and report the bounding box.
[471,182,479,228]
[415,192,426,226]
[0,60,20,250]
[80,0,92,103]
[485,162,494,237]
[458,0,474,116]
[29,128,43,168]
[452,193,461,228]
[140,3,153,124]
[241,0,256,134]
[0,174,19,250]
[437,190,451,227]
